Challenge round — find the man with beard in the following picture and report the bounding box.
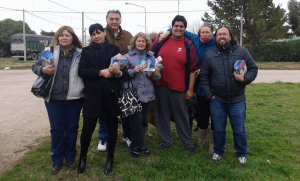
[200,27,258,166]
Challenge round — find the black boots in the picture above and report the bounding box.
[51,164,62,175]
[103,158,113,175]
[77,156,87,174]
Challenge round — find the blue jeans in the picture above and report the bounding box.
[98,117,131,141]
[44,99,83,164]
[210,99,247,157]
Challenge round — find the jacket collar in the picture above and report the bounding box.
[128,49,153,57]
[105,25,123,39]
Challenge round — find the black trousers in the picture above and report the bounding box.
[80,116,118,159]
[197,95,214,131]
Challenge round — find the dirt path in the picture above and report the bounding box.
[0,69,50,176]
[0,69,299,176]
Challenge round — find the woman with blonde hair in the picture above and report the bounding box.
[32,26,84,175]
[125,32,161,157]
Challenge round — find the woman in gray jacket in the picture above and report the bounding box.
[125,32,161,157]
[32,26,84,175]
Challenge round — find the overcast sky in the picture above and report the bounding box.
[0,0,288,40]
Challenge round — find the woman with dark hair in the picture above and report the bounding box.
[77,23,128,175]
[125,32,161,157]
[159,23,215,154]
[32,26,84,175]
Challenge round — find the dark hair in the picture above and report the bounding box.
[89,23,104,35]
[50,26,82,48]
[171,15,187,28]
[198,23,214,37]
[106,10,122,20]
[214,26,237,45]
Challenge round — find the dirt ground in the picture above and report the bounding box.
[0,69,300,176]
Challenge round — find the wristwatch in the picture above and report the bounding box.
[115,71,123,78]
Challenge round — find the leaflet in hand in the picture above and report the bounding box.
[39,50,54,66]
[155,56,164,70]
[138,58,155,72]
[234,60,247,74]
[111,53,127,69]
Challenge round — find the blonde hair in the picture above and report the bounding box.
[50,26,82,48]
[129,32,152,51]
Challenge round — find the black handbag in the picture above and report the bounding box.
[31,46,54,98]
[31,75,53,98]
[118,80,142,118]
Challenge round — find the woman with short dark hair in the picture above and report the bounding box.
[77,23,128,175]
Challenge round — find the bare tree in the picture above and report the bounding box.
[187,19,203,34]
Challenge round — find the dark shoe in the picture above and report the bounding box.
[66,160,76,170]
[103,158,113,175]
[186,147,197,155]
[77,156,87,174]
[139,148,150,156]
[51,164,62,175]
[158,143,169,151]
[130,151,140,158]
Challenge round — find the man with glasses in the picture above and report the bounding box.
[97,10,133,152]
[200,27,258,166]
[152,15,199,155]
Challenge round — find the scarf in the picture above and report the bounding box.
[216,43,233,52]
[132,48,147,56]
[60,45,74,58]
[91,39,111,69]
[200,38,210,42]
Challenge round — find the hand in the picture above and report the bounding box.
[134,65,142,73]
[153,66,160,77]
[185,89,194,100]
[100,69,114,78]
[212,96,215,99]
[156,31,163,39]
[159,31,170,43]
[194,69,201,77]
[109,64,121,75]
[43,65,55,75]
[233,70,245,82]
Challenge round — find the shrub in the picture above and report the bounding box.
[251,40,300,62]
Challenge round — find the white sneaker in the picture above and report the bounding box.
[211,153,222,163]
[97,140,106,151]
[238,157,247,166]
[123,137,131,147]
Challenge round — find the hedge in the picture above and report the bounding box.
[251,40,300,62]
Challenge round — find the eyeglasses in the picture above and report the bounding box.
[217,33,229,37]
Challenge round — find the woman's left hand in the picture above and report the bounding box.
[109,64,121,75]
[153,66,160,77]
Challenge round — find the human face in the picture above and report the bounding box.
[200,27,213,39]
[171,21,185,39]
[58,30,73,49]
[91,30,106,44]
[135,36,146,51]
[107,13,121,33]
[216,27,231,46]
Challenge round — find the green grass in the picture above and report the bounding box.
[1,83,300,180]
[0,58,35,69]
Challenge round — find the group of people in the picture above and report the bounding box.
[32,9,258,176]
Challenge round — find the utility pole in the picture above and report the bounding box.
[240,5,243,46]
[82,12,84,43]
[178,0,179,15]
[23,9,27,61]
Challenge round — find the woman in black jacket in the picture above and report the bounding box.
[77,23,128,175]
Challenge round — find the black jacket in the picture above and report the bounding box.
[200,43,258,103]
[78,43,128,118]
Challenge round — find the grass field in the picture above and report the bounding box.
[0,83,299,180]
[0,58,35,70]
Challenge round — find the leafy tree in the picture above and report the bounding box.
[0,18,36,56]
[40,29,55,36]
[288,0,300,35]
[202,0,287,51]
